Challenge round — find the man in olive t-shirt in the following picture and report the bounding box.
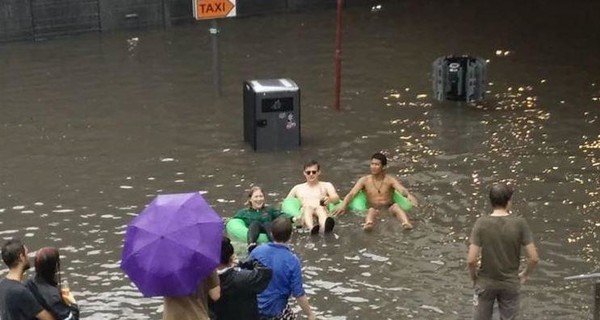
[162,270,220,320]
[467,184,539,320]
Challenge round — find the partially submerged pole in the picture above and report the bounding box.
[333,0,343,111]
[210,19,222,97]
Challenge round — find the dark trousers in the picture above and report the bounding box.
[247,221,273,244]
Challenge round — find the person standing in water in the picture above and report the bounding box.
[333,153,419,231]
[467,183,539,320]
[287,160,340,234]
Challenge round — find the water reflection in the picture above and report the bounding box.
[1,1,600,319]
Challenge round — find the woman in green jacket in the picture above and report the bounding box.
[234,186,285,252]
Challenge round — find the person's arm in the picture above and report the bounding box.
[286,185,298,199]
[466,244,481,287]
[519,243,539,284]
[295,295,316,320]
[332,177,366,216]
[324,182,340,204]
[36,310,55,320]
[390,176,419,207]
[208,285,220,301]
[207,271,220,301]
[237,260,273,293]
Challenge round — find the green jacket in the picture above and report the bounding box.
[233,207,284,227]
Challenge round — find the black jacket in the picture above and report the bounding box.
[211,260,272,320]
[24,276,79,320]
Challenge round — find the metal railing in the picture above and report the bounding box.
[564,273,600,320]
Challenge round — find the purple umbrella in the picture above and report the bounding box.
[121,192,223,297]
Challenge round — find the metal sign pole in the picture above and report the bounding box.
[564,273,600,320]
[333,0,343,111]
[595,282,600,320]
[209,19,222,97]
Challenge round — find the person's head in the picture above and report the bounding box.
[370,153,388,175]
[220,236,235,266]
[246,186,265,210]
[489,183,514,209]
[271,216,293,243]
[34,247,61,286]
[303,160,321,183]
[1,238,30,271]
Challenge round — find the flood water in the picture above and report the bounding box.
[1,0,599,319]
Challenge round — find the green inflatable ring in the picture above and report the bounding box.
[226,218,270,244]
[348,191,412,212]
[281,197,341,218]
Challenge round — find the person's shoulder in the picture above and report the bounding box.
[357,175,369,183]
[321,181,335,188]
[384,174,400,182]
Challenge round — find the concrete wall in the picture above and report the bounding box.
[0,0,378,42]
[0,0,33,42]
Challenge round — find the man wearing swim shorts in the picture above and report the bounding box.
[333,153,419,231]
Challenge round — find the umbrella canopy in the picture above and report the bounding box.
[121,192,224,297]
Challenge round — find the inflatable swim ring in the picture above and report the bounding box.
[348,191,412,212]
[226,218,270,243]
[281,197,341,218]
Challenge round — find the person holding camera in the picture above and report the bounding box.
[211,236,273,320]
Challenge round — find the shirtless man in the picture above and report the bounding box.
[287,160,340,234]
[333,153,419,231]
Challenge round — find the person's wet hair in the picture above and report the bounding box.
[371,152,387,166]
[35,247,61,286]
[303,160,320,171]
[489,183,514,208]
[220,236,234,265]
[1,239,26,269]
[271,216,293,243]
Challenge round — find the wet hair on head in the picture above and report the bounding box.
[35,247,61,286]
[271,216,293,243]
[1,238,26,269]
[371,152,387,166]
[245,186,264,208]
[220,236,234,265]
[303,160,320,171]
[489,183,514,208]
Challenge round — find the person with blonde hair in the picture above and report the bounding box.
[233,186,286,252]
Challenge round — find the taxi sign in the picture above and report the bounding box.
[193,0,236,20]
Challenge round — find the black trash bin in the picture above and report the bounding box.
[433,56,486,102]
[243,79,301,151]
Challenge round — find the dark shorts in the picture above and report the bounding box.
[473,287,520,320]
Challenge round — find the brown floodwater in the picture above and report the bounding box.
[1,0,599,319]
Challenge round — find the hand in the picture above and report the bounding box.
[331,206,346,217]
[408,194,419,208]
[238,259,256,270]
[62,290,77,305]
[518,271,528,284]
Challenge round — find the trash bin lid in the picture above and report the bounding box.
[249,79,298,93]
